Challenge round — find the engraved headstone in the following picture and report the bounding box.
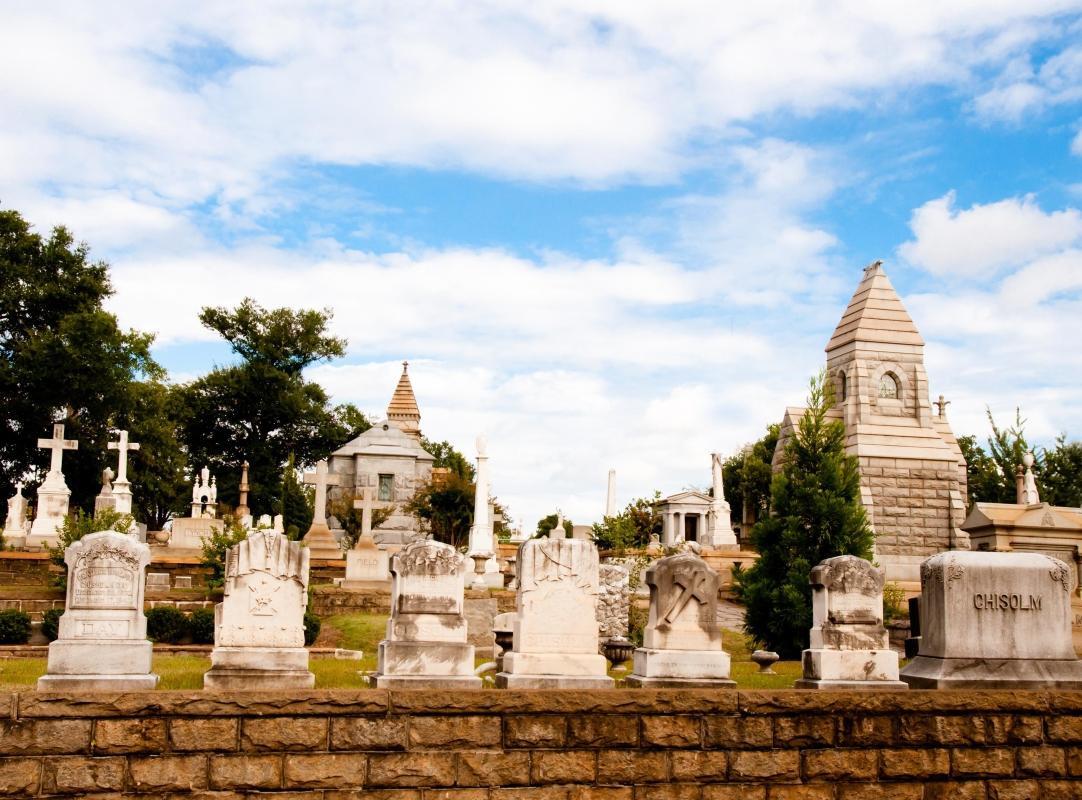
[3,481,28,548]
[145,572,170,591]
[343,488,391,590]
[627,551,734,687]
[374,539,480,688]
[301,459,345,560]
[496,533,613,688]
[38,529,158,690]
[106,429,140,516]
[28,424,78,548]
[901,551,1082,688]
[174,576,192,589]
[597,563,630,640]
[93,467,116,517]
[203,527,315,689]
[795,555,906,690]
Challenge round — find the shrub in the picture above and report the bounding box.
[0,610,32,644]
[188,608,216,644]
[627,604,648,647]
[883,581,906,623]
[303,611,321,646]
[146,606,190,643]
[41,608,63,641]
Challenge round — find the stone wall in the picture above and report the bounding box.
[860,456,961,562]
[0,690,1078,797]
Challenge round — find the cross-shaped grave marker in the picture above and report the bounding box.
[303,459,341,529]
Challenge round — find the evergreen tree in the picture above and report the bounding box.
[736,372,873,658]
[275,454,313,539]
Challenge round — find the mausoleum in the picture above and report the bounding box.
[774,261,968,583]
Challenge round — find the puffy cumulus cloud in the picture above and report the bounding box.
[2,1,1080,204]
[972,43,1082,123]
[898,192,1082,276]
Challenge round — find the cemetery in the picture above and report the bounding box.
[1,255,1081,797]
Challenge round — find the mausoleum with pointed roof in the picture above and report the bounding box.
[774,261,969,584]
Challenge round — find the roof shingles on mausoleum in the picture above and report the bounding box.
[386,361,422,439]
[826,260,924,353]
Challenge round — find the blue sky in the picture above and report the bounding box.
[3,3,1081,528]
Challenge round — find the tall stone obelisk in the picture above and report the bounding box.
[466,436,501,587]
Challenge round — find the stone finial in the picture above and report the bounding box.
[934,395,950,417]
[1022,452,1041,505]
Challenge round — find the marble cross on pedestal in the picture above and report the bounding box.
[107,430,140,484]
[38,424,78,476]
[355,487,376,539]
[303,459,341,527]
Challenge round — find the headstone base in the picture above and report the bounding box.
[801,649,901,684]
[629,648,733,683]
[794,678,908,690]
[2,531,26,549]
[500,650,610,676]
[374,674,482,688]
[495,673,615,689]
[376,640,476,678]
[44,639,154,676]
[37,674,159,691]
[302,523,344,561]
[625,675,735,688]
[341,579,392,591]
[203,646,315,690]
[900,656,1082,690]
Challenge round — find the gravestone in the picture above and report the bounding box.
[174,576,192,589]
[38,529,158,690]
[373,539,481,688]
[93,468,116,517]
[204,527,315,689]
[343,488,391,590]
[626,551,734,688]
[106,429,140,516]
[901,551,1082,689]
[795,555,906,690]
[170,466,224,549]
[3,481,28,548]
[465,437,501,586]
[496,530,613,688]
[28,424,78,548]
[302,459,345,560]
[145,572,170,591]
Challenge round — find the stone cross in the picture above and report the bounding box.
[38,424,78,476]
[107,430,140,484]
[303,459,341,528]
[934,395,950,417]
[357,487,375,539]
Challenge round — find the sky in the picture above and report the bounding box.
[3,2,1082,531]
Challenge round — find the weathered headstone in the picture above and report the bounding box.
[626,551,734,688]
[795,555,906,690]
[343,488,391,590]
[174,575,193,589]
[3,481,28,548]
[94,468,116,517]
[204,527,315,689]
[496,530,613,688]
[901,551,1082,689]
[145,572,170,591]
[597,563,630,640]
[28,424,78,548]
[38,529,158,690]
[374,539,481,687]
[170,465,224,549]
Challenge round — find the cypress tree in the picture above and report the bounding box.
[736,371,874,658]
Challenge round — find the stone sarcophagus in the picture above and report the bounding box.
[38,529,158,691]
[901,550,1082,689]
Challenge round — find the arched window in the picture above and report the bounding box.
[878,372,900,400]
[838,371,847,401]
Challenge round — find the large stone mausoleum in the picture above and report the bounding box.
[775,262,968,583]
[328,363,435,544]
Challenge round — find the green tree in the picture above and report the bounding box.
[329,489,394,550]
[200,519,250,589]
[421,437,476,481]
[1043,436,1082,508]
[536,513,574,538]
[406,472,474,548]
[723,424,779,525]
[177,299,368,516]
[958,408,1035,506]
[49,508,135,589]
[736,372,874,659]
[0,209,159,511]
[275,454,313,539]
[591,492,663,552]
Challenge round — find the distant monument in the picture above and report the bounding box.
[627,552,734,687]
[169,466,224,549]
[38,529,158,690]
[204,526,315,689]
[795,555,905,690]
[235,460,252,527]
[2,481,28,548]
[373,539,480,688]
[27,423,78,549]
[496,526,613,688]
[709,452,737,548]
[106,429,140,516]
[774,261,969,583]
[465,435,500,587]
[901,551,1082,689]
[302,459,344,560]
[342,488,391,590]
[605,469,617,518]
[93,468,116,517]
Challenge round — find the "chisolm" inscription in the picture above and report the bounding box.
[972,593,1042,611]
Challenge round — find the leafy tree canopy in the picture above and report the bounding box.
[592,492,663,552]
[407,471,474,549]
[536,513,574,538]
[421,437,476,481]
[736,371,873,659]
[722,424,779,526]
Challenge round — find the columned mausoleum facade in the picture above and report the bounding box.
[774,262,968,583]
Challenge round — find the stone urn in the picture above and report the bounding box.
[469,552,492,590]
[152,530,170,545]
[493,628,513,654]
[602,637,636,670]
[751,650,780,674]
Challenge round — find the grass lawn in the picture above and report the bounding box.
[0,614,804,690]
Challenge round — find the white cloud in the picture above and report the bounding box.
[973,43,1082,122]
[898,192,1082,276]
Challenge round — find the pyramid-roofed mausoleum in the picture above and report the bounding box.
[386,361,422,440]
[774,261,969,584]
